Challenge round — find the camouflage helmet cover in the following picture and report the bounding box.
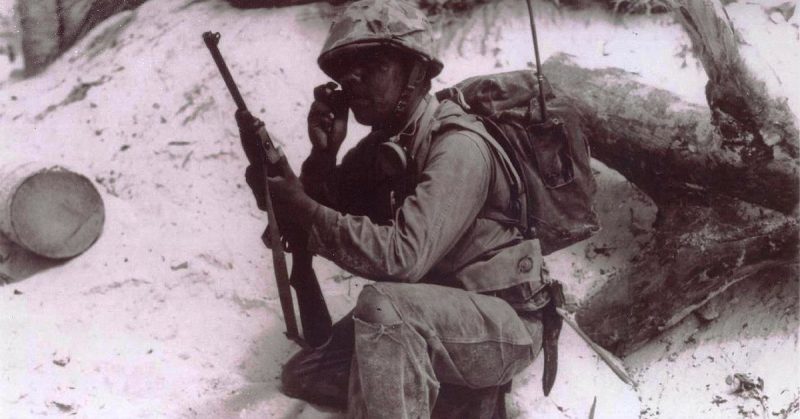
[318,0,443,79]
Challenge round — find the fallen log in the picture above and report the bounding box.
[548,53,799,354]
[544,0,798,355]
[543,54,798,215]
[574,196,797,354]
[0,162,105,259]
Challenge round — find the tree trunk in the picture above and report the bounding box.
[0,162,105,259]
[17,1,60,73]
[543,0,799,355]
[18,0,147,75]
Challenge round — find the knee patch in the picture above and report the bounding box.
[354,285,401,325]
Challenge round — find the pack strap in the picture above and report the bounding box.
[434,105,525,226]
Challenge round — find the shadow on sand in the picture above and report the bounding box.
[0,234,66,286]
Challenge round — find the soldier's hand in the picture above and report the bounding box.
[267,163,320,226]
[235,109,265,167]
[308,82,348,153]
[244,164,266,211]
[258,154,312,250]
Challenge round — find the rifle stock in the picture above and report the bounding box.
[203,31,332,347]
[290,250,332,347]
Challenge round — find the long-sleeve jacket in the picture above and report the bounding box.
[300,95,546,299]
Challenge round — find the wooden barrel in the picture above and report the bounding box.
[0,163,104,259]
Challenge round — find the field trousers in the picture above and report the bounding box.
[281,282,544,418]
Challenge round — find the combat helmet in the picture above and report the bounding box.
[318,0,443,79]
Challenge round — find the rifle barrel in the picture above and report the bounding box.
[203,32,248,111]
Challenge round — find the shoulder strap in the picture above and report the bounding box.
[433,100,526,228]
[434,101,523,202]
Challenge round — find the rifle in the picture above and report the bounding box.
[202,31,332,347]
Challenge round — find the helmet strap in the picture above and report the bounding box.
[391,60,427,127]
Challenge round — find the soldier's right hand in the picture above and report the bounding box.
[308,82,348,154]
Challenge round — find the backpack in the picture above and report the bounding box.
[435,70,600,255]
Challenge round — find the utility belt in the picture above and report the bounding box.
[481,279,551,312]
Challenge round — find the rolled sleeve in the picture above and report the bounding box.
[308,132,492,282]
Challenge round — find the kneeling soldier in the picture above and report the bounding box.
[240,0,552,416]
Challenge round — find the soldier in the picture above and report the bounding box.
[238,0,552,417]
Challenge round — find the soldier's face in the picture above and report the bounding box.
[333,49,410,126]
